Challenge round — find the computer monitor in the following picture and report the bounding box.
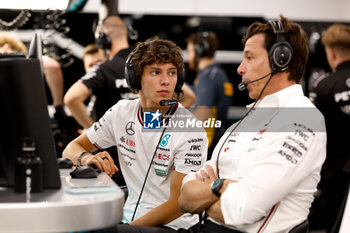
[0,54,61,189]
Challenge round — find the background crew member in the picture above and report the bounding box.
[178,15,326,233]
[64,16,138,130]
[80,43,108,126]
[63,38,208,231]
[186,31,233,159]
[309,23,350,233]
[82,43,107,73]
[0,32,67,127]
[64,16,137,186]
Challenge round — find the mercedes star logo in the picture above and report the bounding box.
[125,121,135,135]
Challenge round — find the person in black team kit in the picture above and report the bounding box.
[64,16,138,186]
[309,24,350,233]
[64,16,138,130]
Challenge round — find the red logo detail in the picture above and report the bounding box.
[258,128,267,135]
[126,139,136,147]
[224,147,229,152]
[156,153,170,161]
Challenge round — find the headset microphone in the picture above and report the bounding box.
[159,90,184,106]
[238,72,272,91]
[160,99,178,106]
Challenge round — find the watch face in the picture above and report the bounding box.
[212,179,221,188]
[211,178,223,197]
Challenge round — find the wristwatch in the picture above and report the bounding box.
[77,151,92,166]
[211,178,225,197]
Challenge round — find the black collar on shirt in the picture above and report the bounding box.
[334,60,350,72]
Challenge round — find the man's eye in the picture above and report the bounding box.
[169,71,176,76]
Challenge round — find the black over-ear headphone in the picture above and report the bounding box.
[194,32,210,58]
[267,20,293,73]
[95,31,112,50]
[124,41,185,94]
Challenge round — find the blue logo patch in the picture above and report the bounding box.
[160,134,171,147]
[144,110,161,129]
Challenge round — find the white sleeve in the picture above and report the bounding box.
[221,122,326,226]
[181,126,235,187]
[174,131,208,175]
[86,105,118,150]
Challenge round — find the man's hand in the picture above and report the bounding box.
[83,151,118,176]
[206,179,237,223]
[195,165,218,185]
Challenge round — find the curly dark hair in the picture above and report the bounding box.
[129,37,184,78]
[242,15,309,83]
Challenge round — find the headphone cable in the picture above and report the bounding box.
[131,124,167,221]
[216,72,275,178]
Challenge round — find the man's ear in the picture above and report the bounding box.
[329,47,337,60]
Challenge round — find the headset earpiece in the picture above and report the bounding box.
[194,32,210,58]
[125,51,141,91]
[175,69,185,94]
[267,20,293,73]
[94,21,112,50]
[127,24,138,41]
[95,31,112,50]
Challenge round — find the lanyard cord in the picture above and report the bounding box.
[131,126,167,221]
[216,72,275,178]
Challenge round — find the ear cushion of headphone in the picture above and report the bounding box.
[124,61,141,91]
[195,43,205,58]
[269,41,293,72]
[175,69,185,94]
[95,32,112,50]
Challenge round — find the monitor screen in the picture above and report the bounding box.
[0,55,61,189]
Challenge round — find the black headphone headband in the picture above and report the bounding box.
[267,20,293,73]
[95,20,138,50]
[124,41,185,94]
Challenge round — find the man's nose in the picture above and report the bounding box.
[237,62,245,75]
[160,72,170,85]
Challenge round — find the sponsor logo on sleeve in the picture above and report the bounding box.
[294,129,309,142]
[190,144,201,151]
[184,153,202,157]
[184,158,202,166]
[187,138,204,144]
[278,150,298,164]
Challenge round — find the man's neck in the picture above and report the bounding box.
[109,40,129,58]
[333,57,350,71]
[139,94,171,117]
[198,58,215,71]
[260,73,296,100]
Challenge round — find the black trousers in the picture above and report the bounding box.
[101,220,242,233]
[178,220,242,233]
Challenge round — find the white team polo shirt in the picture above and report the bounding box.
[87,99,208,230]
[183,84,327,232]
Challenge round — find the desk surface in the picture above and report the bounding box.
[0,169,125,233]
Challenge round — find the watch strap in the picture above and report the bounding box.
[77,151,92,166]
[211,178,224,197]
